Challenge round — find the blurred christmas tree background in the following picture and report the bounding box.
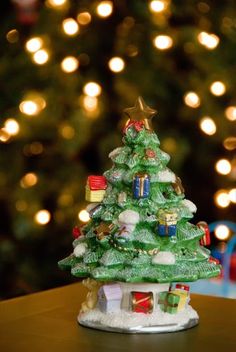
[0,0,235,299]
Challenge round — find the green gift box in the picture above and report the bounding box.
[158,291,180,314]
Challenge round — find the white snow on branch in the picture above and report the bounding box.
[109,147,123,159]
[157,169,176,183]
[73,243,88,258]
[182,199,197,213]
[118,209,140,225]
[152,251,176,265]
[86,203,100,212]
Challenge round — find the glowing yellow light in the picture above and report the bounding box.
[58,193,73,206]
[6,29,19,43]
[210,81,226,96]
[149,0,165,13]
[34,210,51,225]
[214,190,230,208]
[0,129,10,143]
[229,188,236,203]
[223,137,236,151]
[19,101,38,115]
[4,119,20,136]
[108,57,125,73]
[33,49,49,65]
[20,173,38,188]
[215,159,231,175]
[214,225,230,240]
[77,12,91,25]
[96,1,113,18]
[78,209,90,222]
[61,57,79,73]
[83,82,102,97]
[15,200,28,212]
[184,92,200,108]
[62,18,79,36]
[153,35,173,50]
[47,0,67,7]
[199,117,216,135]
[197,31,220,50]
[60,124,75,139]
[83,96,98,112]
[225,106,236,121]
[24,142,44,156]
[25,37,43,53]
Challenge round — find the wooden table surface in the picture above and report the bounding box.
[0,282,235,352]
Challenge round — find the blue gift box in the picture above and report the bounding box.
[133,173,150,199]
[158,224,177,237]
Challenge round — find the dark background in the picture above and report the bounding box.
[0,0,235,299]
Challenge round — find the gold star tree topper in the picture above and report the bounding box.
[124,96,157,131]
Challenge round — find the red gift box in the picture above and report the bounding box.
[175,284,190,292]
[197,221,211,246]
[87,176,107,190]
[131,291,153,314]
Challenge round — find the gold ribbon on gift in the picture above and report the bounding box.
[135,173,149,197]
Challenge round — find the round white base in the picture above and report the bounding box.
[78,305,199,334]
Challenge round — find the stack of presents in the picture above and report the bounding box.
[97,283,190,315]
[85,175,211,244]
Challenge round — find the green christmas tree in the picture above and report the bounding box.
[59,97,221,283]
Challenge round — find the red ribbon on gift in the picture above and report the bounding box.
[123,120,145,134]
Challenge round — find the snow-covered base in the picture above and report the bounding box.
[78,305,199,334]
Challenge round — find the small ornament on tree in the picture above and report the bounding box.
[12,0,40,25]
[124,96,156,131]
[72,226,83,239]
[118,191,127,205]
[172,175,185,195]
[94,222,114,240]
[123,120,145,134]
[85,176,107,202]
[197,221,211,246]
[133,173,150,199]
[59,97,221,333]
[157,209,178,237]
[145,148,156,158]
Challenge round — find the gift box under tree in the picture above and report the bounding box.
[131,291,153,314]
[158,291,180,314]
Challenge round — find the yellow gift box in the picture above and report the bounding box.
[85,186,106,202]
[171,290,188,311]
[158,209,178,226]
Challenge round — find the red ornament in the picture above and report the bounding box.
[72,226,81,239]
[197,221,211,246]
[209,256,220,265]
[12,0,40,25]
[145,148,156,158]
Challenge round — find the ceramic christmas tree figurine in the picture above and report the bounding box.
[59,97,221,333]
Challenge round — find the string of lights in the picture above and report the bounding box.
[1,0,236,298]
